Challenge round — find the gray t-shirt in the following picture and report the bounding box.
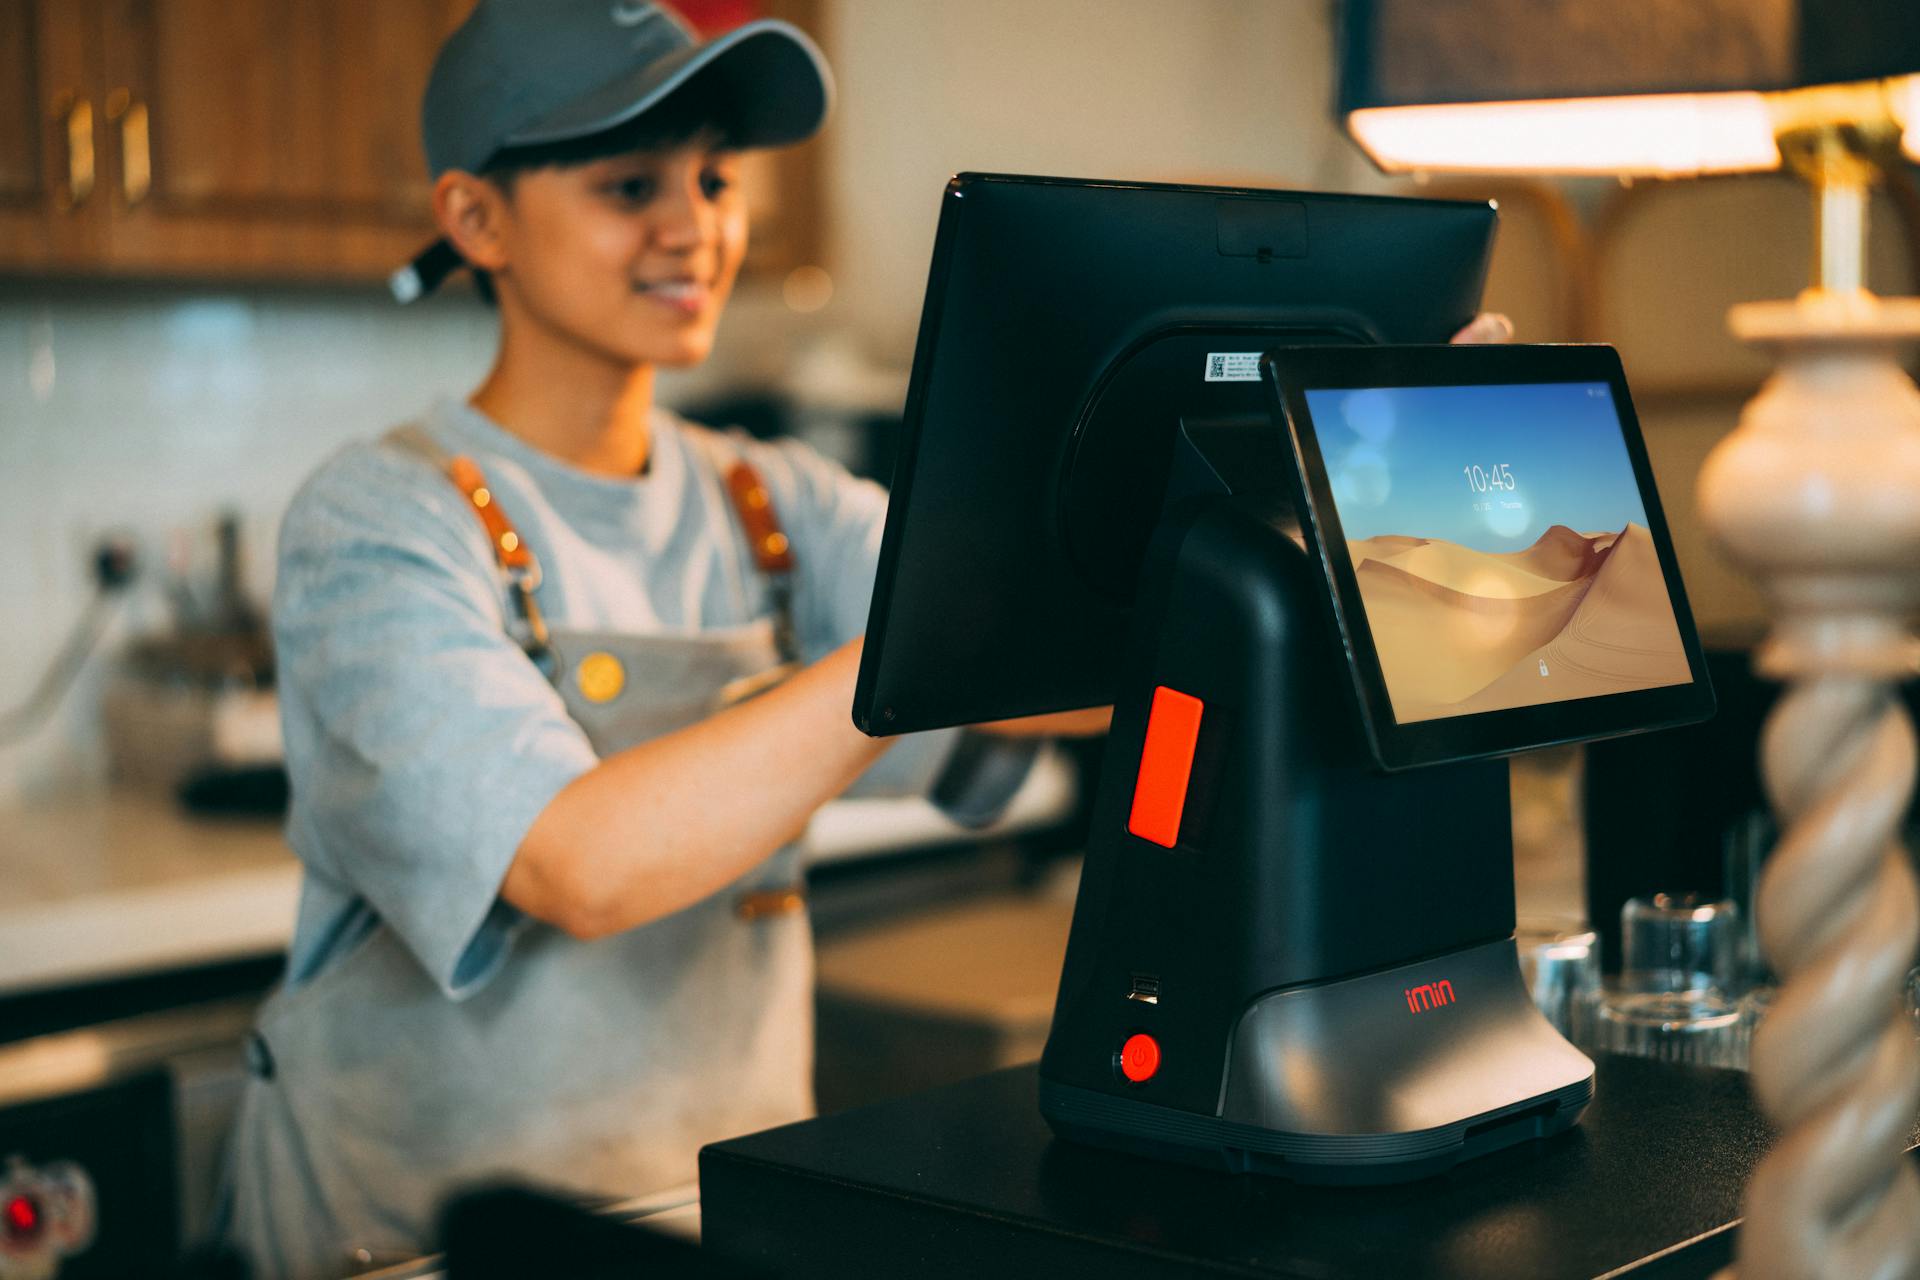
[272,398,971,1002]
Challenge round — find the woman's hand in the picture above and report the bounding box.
[1450,312,1514,344]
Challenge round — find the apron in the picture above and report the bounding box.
[224,428,811,1279]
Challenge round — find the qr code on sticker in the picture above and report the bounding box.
[1208,355,1227,378]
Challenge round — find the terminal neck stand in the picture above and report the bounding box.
[1038,427,1592,1182]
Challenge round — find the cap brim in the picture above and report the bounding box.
[502,19,832,154]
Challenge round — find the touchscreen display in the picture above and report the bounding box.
[1303,382,1692,724]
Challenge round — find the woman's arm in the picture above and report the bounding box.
[978,707,1112,737]
[504,640,887,940]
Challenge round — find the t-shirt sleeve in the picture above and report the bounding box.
[738,434,1038,821]
[275,448,599,1000]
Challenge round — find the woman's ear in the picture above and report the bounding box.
[433,170,511,274]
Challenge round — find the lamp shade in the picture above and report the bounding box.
[1340,0,1920,174]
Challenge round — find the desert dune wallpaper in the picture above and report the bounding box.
[1347,521,1690,721]
[1306,382,1691,724]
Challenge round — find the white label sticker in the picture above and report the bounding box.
[1203,352,1262,382]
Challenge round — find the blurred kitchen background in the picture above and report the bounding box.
[4,0,1919,1272]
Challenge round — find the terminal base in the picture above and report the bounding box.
[1041,937,1594,1185]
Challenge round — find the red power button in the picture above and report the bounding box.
[1119,1033,1161,1083]
[4,1193,40,1241]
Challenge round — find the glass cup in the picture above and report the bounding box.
[1720,808,1776,990]
[1617,893,1741,996]
[1592,989,1748,1068]
[1516,917,1602,1047]
[1594,895,1748,1068]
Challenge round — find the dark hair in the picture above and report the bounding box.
[466,79,743,306]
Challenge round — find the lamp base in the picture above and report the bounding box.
[1697,286,1920,1280]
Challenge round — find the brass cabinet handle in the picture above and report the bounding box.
[105,88,151,208]
[51,91,95,210]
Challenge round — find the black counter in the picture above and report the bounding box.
[702,1056,1774,1279]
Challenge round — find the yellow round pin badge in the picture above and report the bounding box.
[575,652,626,704]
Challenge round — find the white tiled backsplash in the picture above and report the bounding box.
[0,282,805,804]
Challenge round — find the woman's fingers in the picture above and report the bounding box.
[1450,312,1515,344]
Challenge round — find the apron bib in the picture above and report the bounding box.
[224,432,811,1279]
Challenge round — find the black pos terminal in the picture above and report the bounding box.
[854,174,1715,1185]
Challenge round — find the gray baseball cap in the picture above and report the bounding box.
[424,0,832,176]
[394,0,831,300]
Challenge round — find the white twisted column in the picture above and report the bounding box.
[1698,292,1920,1280]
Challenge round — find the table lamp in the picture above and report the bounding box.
[1339,4,1920,1278]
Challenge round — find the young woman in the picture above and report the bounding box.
[222,4,1506,1274]
[219,5,1084,1275]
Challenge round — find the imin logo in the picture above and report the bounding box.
[1405,980,1456,1013]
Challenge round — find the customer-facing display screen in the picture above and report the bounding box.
[1301,382,1692,725]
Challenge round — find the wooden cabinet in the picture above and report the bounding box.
[0,0,828,284]
[1,1,105,267]
[0,0,472,281]
[0,0,53,259]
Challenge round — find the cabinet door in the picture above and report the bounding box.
[0,0,106,271]
[95,0,473,280]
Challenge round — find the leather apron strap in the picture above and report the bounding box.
[722,460,800,666]
[384,421,802,666]
[387,422,552,658]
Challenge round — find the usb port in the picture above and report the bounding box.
[1128,974,1161,1005]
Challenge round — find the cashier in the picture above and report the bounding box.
[217,4,1098,1277]
[218,0,1515,1271]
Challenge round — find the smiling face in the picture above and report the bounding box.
[480,137,748,369]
